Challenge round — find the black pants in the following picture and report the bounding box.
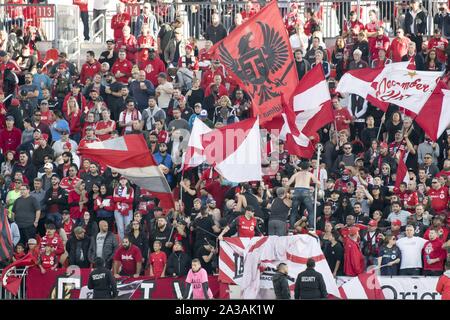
[80,11,90,41]
[399,268,422,276]
[19,225,36,245]
[423,270,443,276]
[408,34,423,53]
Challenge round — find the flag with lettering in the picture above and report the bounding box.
[209,1,298,123]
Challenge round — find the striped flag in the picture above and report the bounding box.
[1,252,36,296]
[0,206,13,263]
[338,271,385,299]
[182,117,212,170]
[395,149,410,189]
[78,134,174,209]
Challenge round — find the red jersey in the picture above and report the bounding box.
[113,245,143,276]
[334,108,352,132]
[428,37,449,63]
[424,226,449,242]
[40,234,65,256]
[343,20,365,35]
[236,215,257,238]
[428,187,449,213]
[95,120,116,141]
[40,110,55,126]
[343,237,365,276]
[40,252,57,270]
[150,129,168,144]
[149,251,167,278]
[370,35,390,60]
[137,35,157,50]
[391,37,411,62]
[63,219,74,239]
[422,238,447,271]
[73,0,88,12]
[67,112,82,135]
[403,191,419,213]
[60,176,81,193]
[115,36,138,63]
[200,68,224,91]
[437,170,450,179]
[139,57,166,87]
[205,83,228,98]
[80,60,102,85]
[6,0,24,19]
[198,48,212,71]
[111,58,133,84]
[111,13,131,41]
[68,190,88,220]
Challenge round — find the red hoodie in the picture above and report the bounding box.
[422,238,447,271]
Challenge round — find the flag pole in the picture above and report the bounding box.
[376,115,385,142]
[313,143,323,232]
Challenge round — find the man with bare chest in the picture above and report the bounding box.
[287,161,321,229]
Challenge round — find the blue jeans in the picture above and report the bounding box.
[290,187,315,228]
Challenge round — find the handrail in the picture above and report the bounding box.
[91,13,106,42]
[65,35,81,69]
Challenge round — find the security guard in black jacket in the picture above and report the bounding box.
[294,258,328,299]
[88,257,118,299]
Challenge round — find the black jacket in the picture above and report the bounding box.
[404,10,427,35]
[166,251,191,276]
[294,267,328,299]
[272,272,291,299]
[66,236,91,268]
[45,186,69,213]
[87,266,118,299]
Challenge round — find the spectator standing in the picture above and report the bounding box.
[134,2,159,39]
[183,258,213,299]
[66,226,91,268]
[378,235,402,275]
[88,220,118,269]
[88,257,118,299]
[272,263,291,299]
[113,176,134,240]
[404,0,427,52]
[396,225,427,275]
[113,236,143,278]
[111,2,131,42]
[12,184,40,244]
[422,228,447,276]
[73,0,89,41]
[436,262,450,300]
[205,14,228,45]
[343,226,365,276]
[294,258,328,299]
[167,241,191,277]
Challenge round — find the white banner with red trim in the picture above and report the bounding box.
[219,235,340,298]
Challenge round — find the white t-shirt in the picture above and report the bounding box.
[156,82,173,109]
[396,236,427,269]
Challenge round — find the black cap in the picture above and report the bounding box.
[148,47,156,52]
[106,39,115,44]
[0,51,7,57]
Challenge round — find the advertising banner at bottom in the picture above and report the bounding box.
[25,267,222,299]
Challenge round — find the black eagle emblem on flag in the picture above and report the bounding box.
[219,21,293,105]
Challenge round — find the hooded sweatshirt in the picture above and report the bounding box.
[436,270,450,300]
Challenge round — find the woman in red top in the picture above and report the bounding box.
[113,176,134,240]
[93,184,115,230]
[68,180,88,222]
[66,97,82,143]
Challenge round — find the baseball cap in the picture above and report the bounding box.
[58,52,67,58]
[343,169,351,175]
[199,110,208,117]
[44,163,53,170]
[62,210,70,215]
[391,219,402,226]
[5,115,14,121]
[40,100,49,105]
[380,142,388,149]
[41,133,49,141]
[148,47,156,52]
[368,220,378,227]
[207,198,216,205]
[27,238,37,245]
[106,39,115,44]
[0,50,7,57]
[158,72,167,79]
[185,44,193,51]
[85,126,94,131]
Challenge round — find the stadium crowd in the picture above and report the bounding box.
[0,0,450,285]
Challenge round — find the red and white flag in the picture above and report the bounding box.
[337,62,443,115]
[415,82,450,141]
[1,252,37,296]
[78,134,174,209]
[338,271,385,299]
[394,149,410,189]
[280,64,334,158]
[182,118,213,170]
[201,118,262,182]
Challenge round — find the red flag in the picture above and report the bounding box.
[0,207,13,263]
[394,149,409,189]
[78,135,175,210]
[1,252,36,296]
[209,1,298,123]
[280,64,334,159]
[414,81,450,141]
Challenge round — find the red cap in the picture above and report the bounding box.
[58,63,67,69]
[391,219,402,227]
[343,169,351,175]
[349,226,360,236]
[41,133,49,141]
[380,142,388,149]
[185,44,193,51]
[368,220,378,227]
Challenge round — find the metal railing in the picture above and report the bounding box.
[0,3,57,41]
[122,1,441,39]
[65,36,81,69]
[91,13,106,43]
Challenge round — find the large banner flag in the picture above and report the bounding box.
[182,117,213,170]
[209,0,298,122]
[201,118,262,182]
[337,62,443,115]
[219,235,340,299]
[78,134,173,208]
[280,64,334,158]
[415,82,450,141]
